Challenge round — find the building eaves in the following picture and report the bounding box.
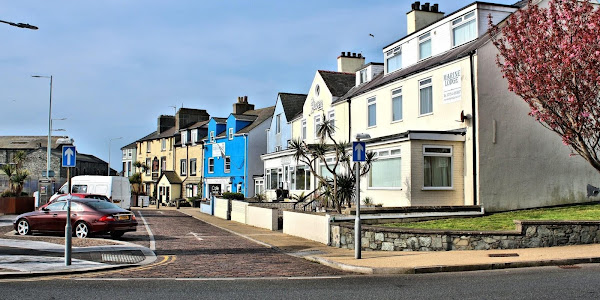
[279,93,307,122]
[187,120,210,130]
[159,171,183,184]
[318,70,356,97]
[0,136,68,150]
[335,34,491,104]
[383,1,519,50]
[231,114,258,122]
[137,131,160,142]
[236,106,276,135]
[120,141,137,150]
[212,117,228,124]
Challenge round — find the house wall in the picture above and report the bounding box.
[476,40,600,212]
[137,137,175,189]
[267,95,294,153]
[247,117,272,197]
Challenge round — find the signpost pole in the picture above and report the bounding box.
[65,167,72,266]
[352,134,369,260]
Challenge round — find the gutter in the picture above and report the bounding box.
[470,51,478,206]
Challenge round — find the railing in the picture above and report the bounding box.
[292,189,319,211]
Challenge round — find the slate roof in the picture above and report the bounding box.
[231,114,258,122]
[512,0,529,8]
[137,131,160,142]
[212,117,227,124]
[159,171,183,184]
[318,70,356,97]
[214,106,276,138]
[0,136,67,150]
[334,34,492,105]
[279,93,307,122]
[187,120,210,130]
[120,141,137,150]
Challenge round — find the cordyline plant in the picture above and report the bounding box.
[1,150,29,196]
[489,0,600,171]
[290,114,374,213]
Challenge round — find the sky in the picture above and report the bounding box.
[1,0,516,173]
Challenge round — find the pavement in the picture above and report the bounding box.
[1,207,600,278]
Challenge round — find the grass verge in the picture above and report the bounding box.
[381,203,600,231]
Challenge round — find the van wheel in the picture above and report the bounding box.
[110,231,125,239]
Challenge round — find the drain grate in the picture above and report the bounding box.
[489,253,520,257]
[101,253,145,264]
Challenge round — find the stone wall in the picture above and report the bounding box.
[331,221,600,251]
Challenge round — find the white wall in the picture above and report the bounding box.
[231,200,249,223]
[247,205,278,231]
[214,197,230,220]
[283,210,330,244]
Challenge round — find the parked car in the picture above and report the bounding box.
[50,176,132,210]
[14,197,137,239]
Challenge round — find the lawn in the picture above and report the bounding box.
[381,203,600,231]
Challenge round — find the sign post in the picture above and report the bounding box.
[353,140,367,259]
[62,145,76,266]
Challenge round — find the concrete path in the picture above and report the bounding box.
[174,207,600,274]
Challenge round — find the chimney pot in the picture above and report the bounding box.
[431,3,438,12]
[413,1,421,10]
[421,2,430,11]
[358,53,362,58]
[340,51,345,57]
[244,96,248,102]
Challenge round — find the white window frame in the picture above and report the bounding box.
[228,128,234,140]
[210,131,215,143]
[180,159,187,176]
[146,141,151,153]
[191,129,198,144]
[418,32,432,60]
[369,148,402,190]
[386,46,402,74]
[190,158,197,176]
[328,110,335,134]
[391,88,403,123]
[452,11,477,47]
[224,156,231,173]
[275,114,281,134]
[145,158,151,175]
[301,119,307,140]
[419,78,433,116]
[359,69,368,84]
[367,97,377,128]
[314,115,322,138]
[422,145,453,190]
[180,133,187,147]
[208,158,214,174]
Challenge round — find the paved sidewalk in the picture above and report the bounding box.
[174,206,600,274]
[0,215,156,278]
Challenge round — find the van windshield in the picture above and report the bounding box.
[85,200,121,210]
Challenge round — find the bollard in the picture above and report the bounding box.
[176,199,180,209]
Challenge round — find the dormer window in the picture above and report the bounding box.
[180,132,187,146]
[386,46,402,73]
[359,69,368,84]
[210,131,215,143]
[228,128,234,140]
[452,11,476,47]
[419,32,432,60]
[191,129,198,144]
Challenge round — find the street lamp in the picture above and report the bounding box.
[354,133,371,259]
[32,75,53,178]
[0,19,38,30]
[108,137,123,175]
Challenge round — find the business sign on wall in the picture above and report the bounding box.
[212,142,226,157]
[442,69,461,104]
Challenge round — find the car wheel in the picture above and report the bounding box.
[110,231,125,239]
[16,219,31,235]
[74,222,91,238]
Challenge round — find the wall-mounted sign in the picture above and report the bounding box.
[152,157,159,180]
[443,69,461,104]
[310,98,323,114]
[212,142,226,157]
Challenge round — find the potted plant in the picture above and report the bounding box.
[0,151,34,214]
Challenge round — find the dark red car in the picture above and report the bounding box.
[14,197,137,239]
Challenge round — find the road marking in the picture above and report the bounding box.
[73,275,343,281]
[188,232,203,241]
[158,211,164,214]
[137,211,155,251]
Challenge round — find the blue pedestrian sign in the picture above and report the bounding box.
[353,141,366,162]
[62,145,76,167]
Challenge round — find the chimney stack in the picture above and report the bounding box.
[157,115,175,134]
[233,96,255,114]
[175,108,210,131]
[406,2,444,34]
[337,51,366,73]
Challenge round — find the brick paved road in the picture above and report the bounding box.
[84,209,349,278]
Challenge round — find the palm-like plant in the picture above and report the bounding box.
[1,151,30,196]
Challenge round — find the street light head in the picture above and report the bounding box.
[355,133,371,140]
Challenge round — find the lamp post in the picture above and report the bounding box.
[0,19,38,30]
[354,133,370,259]
[108,137,123,175]
[32,75,53,178]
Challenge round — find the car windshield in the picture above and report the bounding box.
[85,200,122,210]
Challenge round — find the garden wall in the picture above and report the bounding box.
[283,210,330,244]
[231,200,249,223]
[247,206,278,231]
[214,198,230,220]
[331,221,600,251]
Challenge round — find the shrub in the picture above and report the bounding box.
[222,192,244,200]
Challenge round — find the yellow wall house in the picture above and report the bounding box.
[135,108,210,204]
[176,119,209,199]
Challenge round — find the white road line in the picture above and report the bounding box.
[74,276,343,281]
[137,211,156,251]
[188,232,204,241]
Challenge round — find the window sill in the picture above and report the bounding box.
[367,125,377,129]
[367,187,402,190]
[390,119,403,124]
[422,187,454,191]
[418,112,433,118]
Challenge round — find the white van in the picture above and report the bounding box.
[53,176,132,210]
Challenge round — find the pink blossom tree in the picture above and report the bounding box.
[489,0,600,172]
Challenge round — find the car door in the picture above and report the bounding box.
[39,201,66,232]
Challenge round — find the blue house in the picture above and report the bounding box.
[203,96,274,198]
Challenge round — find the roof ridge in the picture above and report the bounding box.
[318,70,354,75]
